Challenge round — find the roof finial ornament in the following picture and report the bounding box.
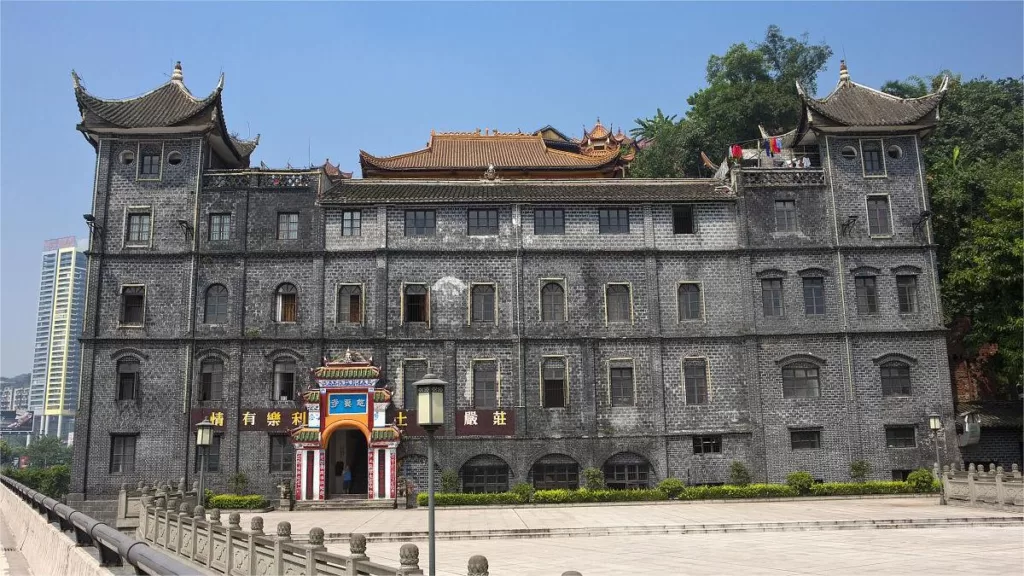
[839,59,849,85]
[484,164,497,181]
[171,61,184,83]
[344,349,352,362]
[71,70,82,90]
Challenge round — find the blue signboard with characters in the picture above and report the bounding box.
[327,392,369,415]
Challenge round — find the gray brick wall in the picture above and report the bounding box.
[72,131,958,501]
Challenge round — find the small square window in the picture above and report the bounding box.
[140,153,160,177]
[598,208,630,234]
[774,200,797,232]
[534,209,565,235]
[342,210,362,237]
[468,209,499,236]
[672,205,695,234]
[790,430,821,449]
[885,426,916,448]
[405,210,436,236]
[692,435,722,454]
[209,213,231,241]
[277,213,299,240]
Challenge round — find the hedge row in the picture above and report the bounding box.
[207,494,269,509]
[1,465,71,499]
[415,479,937,507]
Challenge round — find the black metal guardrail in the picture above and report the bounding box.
[1,475,201,575]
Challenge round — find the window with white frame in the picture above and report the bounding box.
[542,357,566,408]
[866,196,892,236]
[861,140,885,176]
[277,213,299,240]
[540,281,565,322]
[471,284,496,323]
[609,363,634,407]
[605,284,632,323]
[275,283,297,322]
[209,213,231,241]
[678,284,702,321]
[337,285,362,324]
[199,359,223,401]
[273,360,296,401]
[774,200,797,232]
[126,211,152,246]
[342,210,361,237]
[403,284,428,323]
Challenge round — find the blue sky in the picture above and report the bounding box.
[1,1,1022,375]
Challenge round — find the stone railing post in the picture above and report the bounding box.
[209,508,222,527]
[275,522,292,575]
[967,464,977,504]
[192,506,205,564]
[398,543,423,575]
[995,466,1006,506]
[161,499,172,549]
[139,499,150,541]
[305,528,326,576]
[562,572,584,576]
[467,555,489,576]
[224,512,240,573]
[347,534,368,574]
[1012,463,1022,480]
[248,517,264,575]
[174,503,189,554]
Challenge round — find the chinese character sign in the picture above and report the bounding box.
[190,408,312,431]
[455,409,515,436]
[327,393,369,415]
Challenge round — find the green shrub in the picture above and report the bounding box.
[679,484,798,500]
[581,467,605,490]
[227,473,249,495]
[657,478,687,499]
[2,465,71,500]
[415,492,524,506]
[511,482,535,503]
[849,460,872,483]
[906,469,938,493]
[786,471,814,495]
[809,481,915,496]
[206,494,268,509]
[440,469,460,493]
[729,461,752,486]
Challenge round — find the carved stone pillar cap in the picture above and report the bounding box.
[308,527,325,546]
[277,521,292,538]
[350,533,367,555]
[399,543,419,566]
[468,554,489,576]
[250,516,264,533]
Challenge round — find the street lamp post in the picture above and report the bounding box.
[195,417,214,505]
[414,373,446,576]
[928,413,945,505]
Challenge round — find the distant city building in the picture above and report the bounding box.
[29,236,88,440]
[1,386,29,411]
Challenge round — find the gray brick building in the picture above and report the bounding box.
[69,61,959,503]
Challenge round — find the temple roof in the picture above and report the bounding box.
[314,349,381,380]
[72,62,256,167]
[319,179,732,204]
[323,158,354,182]
[798,60,947,128]
[958,401,1023,429]
[291,428,321,443]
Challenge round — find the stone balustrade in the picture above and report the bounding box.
[943,463,1024,512]
[736,168,825,188]
[203,170,319,189]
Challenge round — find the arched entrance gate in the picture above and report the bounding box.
[289,351,401,501]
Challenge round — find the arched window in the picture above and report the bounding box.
[880,361,911,396]
[605,284,631,323]
[542,357,566,408]
[540,282,564,322]
[117,359,139,400]
[603,452,651,490]
[461,455,510,493]
[531,454,579,490]
[204,284,228,324]
[337,285,363,324]
[276,283,297,323]
[199,359,223,401]
[403,284,428,323]
[678,284,702,321]
[782,362,820,398]
[471,285,496,323]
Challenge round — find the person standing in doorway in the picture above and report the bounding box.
[343,462,353,494]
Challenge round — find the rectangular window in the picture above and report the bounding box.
[467,209,499,236]
[790,430,821,449]
[273,361,296,401]
[855,276,878,315]
[866,196,892,236]
[672,205,695,234]
[684,359,708,404]
[802,277,825,316]
[463,465,509,494]
[473,361,497,409]
[609,364,634,407]
[603,463,649,489]
[542,358,566,408]
[337,285,362,324]
[127,212,151,245]
[405,210,436,237]
[209,213,230,241]
[692,435,722,454]
[532,463,579,490]
[471,285,496,323]
[342,210,361,237]
[403,284,428,323]
[761,279,784,317]
[678,284,702,321]
[402,360,428,410]
[881,363,912,397]
[598,208,630,234]
[885,426,917,448]
[120,286,145,325]
[891,469,913,481]
[117,361,139,401]
[200,361,223,401]
[534,209,565,235]
[605,284,632,324]
[896,275,918,314]
[277,213,299,240]
[861,140,885,176]
[270,435,294,473]
[782,364,820,398]
[109,435,137,473]
[774,200,797,232]
[195,435,222,472]
[140,153,160,177]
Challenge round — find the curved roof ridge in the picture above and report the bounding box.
[73,73,219,105]
[359,146,432,163]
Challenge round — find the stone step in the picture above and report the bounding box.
[308,516,1024,543]
[295,499,397,511]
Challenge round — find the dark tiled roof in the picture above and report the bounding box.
[315,366,381,379]
[231,136,260,158]
[801,79,946,127]
[373,389,392,403]
[291,429,320,443]
[959,401,1023,428]
[360,132,622,171]
[75,78,220,128]
[320,179,732,204]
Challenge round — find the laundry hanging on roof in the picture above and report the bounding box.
[770,137,782,154]
[763,139,773,158]
[730,144,743,159]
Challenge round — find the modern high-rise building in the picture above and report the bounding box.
[29,236,88,440]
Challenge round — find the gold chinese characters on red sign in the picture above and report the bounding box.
[190,408,309,431]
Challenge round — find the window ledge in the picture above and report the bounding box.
[117,324,145,329]
[863,175,888,179]
[123,244,151,249]
[869,235,894,239]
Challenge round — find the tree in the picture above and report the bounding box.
[630,25,832,177]
[24,435,72,468]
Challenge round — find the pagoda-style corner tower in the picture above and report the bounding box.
[289,351,401,504]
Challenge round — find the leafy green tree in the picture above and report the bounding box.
[24,435,72,468]
[630,25,832,177]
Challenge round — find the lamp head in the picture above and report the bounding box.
[414,373,447,429]
[195,417,214,446]
[928,413,942,432]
